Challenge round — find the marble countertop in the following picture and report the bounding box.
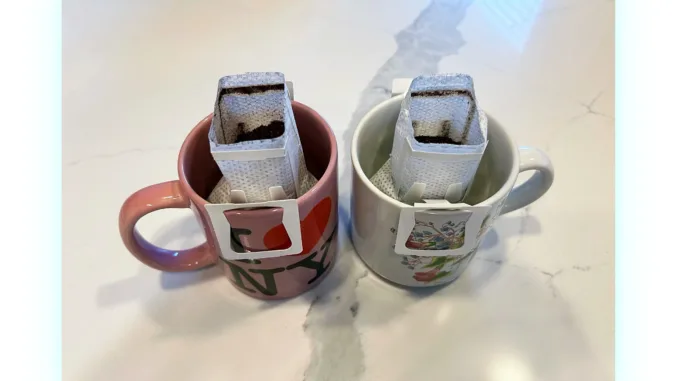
[64,0,614,380]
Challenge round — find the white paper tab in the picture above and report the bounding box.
[205,199,303,260]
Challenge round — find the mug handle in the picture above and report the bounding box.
[500,147,554,215]
[118,180,216,272]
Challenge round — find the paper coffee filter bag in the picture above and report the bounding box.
[207,72,317,204]
[370,74,488,204]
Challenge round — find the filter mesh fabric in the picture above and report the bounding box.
[207,72,317,203]
[371,74,488,203]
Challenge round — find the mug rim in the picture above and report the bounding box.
[177,101,338,216]
[351,94,520,208]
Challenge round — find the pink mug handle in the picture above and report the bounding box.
[119,180,215,272]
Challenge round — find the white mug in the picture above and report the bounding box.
[350,93,554,287]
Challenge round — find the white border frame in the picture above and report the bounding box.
[394,202,490,257]
[205,199,303,260]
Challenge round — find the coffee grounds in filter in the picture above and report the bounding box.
[413,120,463,145]
[234,120,285,143]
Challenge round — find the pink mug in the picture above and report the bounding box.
[118,101,338,300]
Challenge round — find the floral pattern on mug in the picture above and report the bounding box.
[405,219,466,251]
[400,254,467,283]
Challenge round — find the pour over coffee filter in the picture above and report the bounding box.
[207,72,317,204]
[370,74,488,204]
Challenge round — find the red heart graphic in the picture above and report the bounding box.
[263,197,332,255]
[413,269,439,282]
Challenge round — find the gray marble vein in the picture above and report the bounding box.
[303,1,473,379]
[569,91,614,122]
[510,206,532,255]
[475,256,611,299]
[539,269,564,298]
[545,88,613,153]
[573,265,592,272]
[65,146,178,167]
[302,267,368,381]
[339,0,474,176]
[474,256,567,299]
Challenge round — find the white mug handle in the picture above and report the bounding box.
[500,147,554,215]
